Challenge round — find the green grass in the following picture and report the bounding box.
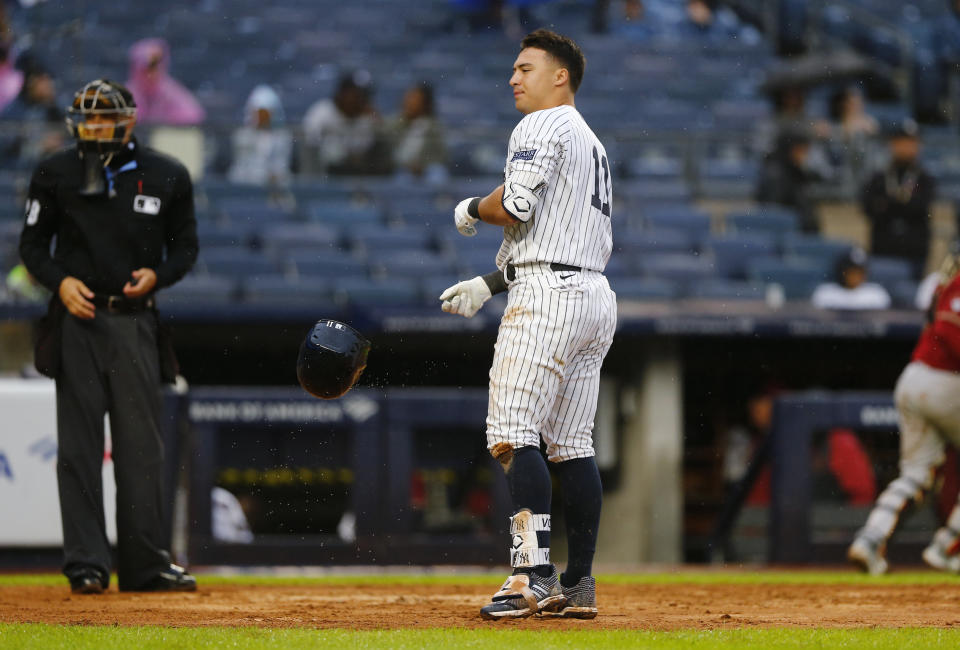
[3,569,960,588]
[0,624,957,649]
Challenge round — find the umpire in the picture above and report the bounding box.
[18,79,198,593]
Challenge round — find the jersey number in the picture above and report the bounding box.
[591,147,611,217]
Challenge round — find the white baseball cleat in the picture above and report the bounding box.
[922,542,960,573]
[847,536,889,576]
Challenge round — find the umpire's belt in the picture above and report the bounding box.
[91,294,156,314]
[505,262,581,282]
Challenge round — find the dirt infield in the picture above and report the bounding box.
[3,582,960,629]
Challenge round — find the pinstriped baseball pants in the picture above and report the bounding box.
[486,265,617,462]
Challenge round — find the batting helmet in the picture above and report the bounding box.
[296,319,371,400]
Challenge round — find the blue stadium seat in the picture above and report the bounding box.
[196,220,259,249]
[746,258,827,300]
[158,274,238,307]
[336,276,421,306]
[689,279,766,301]
[642,206,712,238]
[200,248,281,277]
[636,253,717,284]
[242,274,334,304]
[442,227,505,253]
[456,247,501,275]
[603,256,631,278]
[781,234,853,267]
[615,229,693,256]
[609,277,680,301]
[307,200,382,226]
[286,250,368,277]
[259,223,341,255]
[703,234,777,279]
[217,199,298,224]
[726,207,799,236]
[889,279,920,310]
[869,256,915,286]
[371,251,455,278]
[347,226,434,253]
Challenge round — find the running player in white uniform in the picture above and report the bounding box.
[439,29,616,620]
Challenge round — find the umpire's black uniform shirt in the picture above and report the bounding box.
[19,138,198,590]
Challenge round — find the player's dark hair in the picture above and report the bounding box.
[521,29,585,93]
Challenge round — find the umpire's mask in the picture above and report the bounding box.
[65,79,137,195]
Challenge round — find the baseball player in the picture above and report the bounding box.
[439,29,616,619]
[849,249,960,574]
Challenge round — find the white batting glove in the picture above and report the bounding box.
[454,197,479,237]
[439,276,492,318]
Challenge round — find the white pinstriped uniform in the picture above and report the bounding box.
[486,105,617,462]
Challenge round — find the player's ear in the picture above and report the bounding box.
[553,67,569,88]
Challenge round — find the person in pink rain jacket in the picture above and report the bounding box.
[125,38,205,126]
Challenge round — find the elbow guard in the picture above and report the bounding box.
[501,181,541,223]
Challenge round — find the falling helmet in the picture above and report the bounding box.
[296,319,371,400]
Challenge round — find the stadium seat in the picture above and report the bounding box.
[286,250,368,277]
[336,276,420,306]
[726,207,799,237]
[259,223,341,255]
[642,206,712,238]
[636,253,717,284]
[689,279,766,301]
[703,234,777,279]
[199,247,282,277]
[781,234,853,267]
[347,225,434,254]
[217,199,298,224]
[371,251,456,278]
[307,200,382,226]
[615,229,693,256]
[242,274,334,304]
[746,258,827,300]
[158,274,238,308]
[609,277,680,301]
[869,257,915,286]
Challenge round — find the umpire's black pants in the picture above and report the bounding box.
[56,310,170,590]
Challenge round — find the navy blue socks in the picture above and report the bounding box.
[556,456,602,588]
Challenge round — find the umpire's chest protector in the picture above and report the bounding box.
[53,148,181,268]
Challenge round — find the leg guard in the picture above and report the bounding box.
[861,469,934,545]
[510,509,551,569]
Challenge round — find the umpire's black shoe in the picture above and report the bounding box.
[131,564,197,592]
[69,568,107,595]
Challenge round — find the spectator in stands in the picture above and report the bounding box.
[301,71,391,176]
[126,38,205,126]
[0,41,23,114]
[826,87,878,184]
[228,85,293,188]
[755,127,821,232]
[386,82,447,182]
[860,119,936,279]
[811,246,892,311]
[1,53,65,166]
[677,0,760,44]
[613,0,658,41]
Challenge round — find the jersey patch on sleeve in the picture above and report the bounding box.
[24,198,40,226]
[510,149,538,162]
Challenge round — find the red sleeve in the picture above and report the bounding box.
[932,279,960,361]
[828,428,876,505]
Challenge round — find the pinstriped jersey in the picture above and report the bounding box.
[495,104,613,273]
